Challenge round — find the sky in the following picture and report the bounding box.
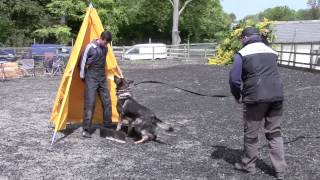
[221,0,309,20]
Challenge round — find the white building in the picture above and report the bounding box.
[272,20,320,70]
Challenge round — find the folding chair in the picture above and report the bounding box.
[51,56,64,76]
[0,61,8,81]
[43,53,54,75]
[21,58,35,77]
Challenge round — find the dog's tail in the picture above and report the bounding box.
[155,117,173,132]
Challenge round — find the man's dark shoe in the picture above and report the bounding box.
[275,172,284,180]
[82,130,91,138]
[234,163,256,174]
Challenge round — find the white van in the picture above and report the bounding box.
[123,43,167,60]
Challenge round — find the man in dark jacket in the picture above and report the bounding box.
[79,31,113,138]
[229,27,287,180]
[261,29,271,46]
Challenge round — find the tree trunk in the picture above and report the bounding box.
[172,0,181,45]
[60,12,66,25]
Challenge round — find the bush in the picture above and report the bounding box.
[208,18,275,65]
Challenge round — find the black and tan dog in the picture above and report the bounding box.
[114,76,173,144]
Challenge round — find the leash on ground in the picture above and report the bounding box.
[131,81,320,100]
[133,80,228,98]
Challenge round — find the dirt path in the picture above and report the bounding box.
[0,63,319,179]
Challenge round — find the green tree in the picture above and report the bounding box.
[47,0,86,24]
[36,0,87,45]
[169,0,194,45]
[307,0,320,7]
[117,0,230,44]
[307,0,320,19]
[208,19,274,65]
[92,0,129,42]
[33,25,71,45]
[117,0,171,44]
[0,15,13,46]
[44,0,129,44]
[259,6,296,21]
[0,0,48,46]
[296,9,320,20]
[244,4,320,21]
[0,0,233,46]
[180,0,231,42]
[229,13,237,22]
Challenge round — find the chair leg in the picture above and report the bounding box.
[0,63,6,81]
[33,66,36,77]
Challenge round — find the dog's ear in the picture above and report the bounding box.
[122,79,134,89]
[126,79,134,85]
[114,76,122,86]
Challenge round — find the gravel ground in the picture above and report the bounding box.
[0,61,319,180]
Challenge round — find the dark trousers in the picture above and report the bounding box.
[242,101,287,173]
[83,75,112,131]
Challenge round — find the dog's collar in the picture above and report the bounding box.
[118,91,132,99]
[121,97,130,110]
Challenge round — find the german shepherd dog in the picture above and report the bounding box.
[114,76,173,144]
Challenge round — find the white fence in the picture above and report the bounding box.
[113,43,217,61]
[3,42,320,72]
[272,42,320,70]
[1,43,217,62]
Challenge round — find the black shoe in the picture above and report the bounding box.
[103,122,117,129]
[82,130,91,138]
[275,172,284,180]
[234,163,256,174]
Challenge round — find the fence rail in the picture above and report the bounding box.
[1,43,217,62]
[0,43,217,78]
[4,42,320,72]
[272,42,320,71]
[113,43,217,62]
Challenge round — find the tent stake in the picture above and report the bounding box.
[51,131,57,146]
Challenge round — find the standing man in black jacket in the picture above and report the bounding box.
[79,31,114,138]
[229,27,287,180]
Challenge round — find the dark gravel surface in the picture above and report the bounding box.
[0,61,319,179]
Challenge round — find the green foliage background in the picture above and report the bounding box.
[0,0,231,46]
[0,1,318,47]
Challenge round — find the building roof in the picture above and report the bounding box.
[272,20,320,43]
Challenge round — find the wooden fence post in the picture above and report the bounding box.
[310,42,313,69]
[121,46,125,61]
[184,44,187,61]
[280,43,283,65]
[293,43,297,67]
[152,46,155,61]
[204,49,207,59]
[187,40,190,61]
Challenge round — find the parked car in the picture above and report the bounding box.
[123,43,167,60]
[0,49,16,62]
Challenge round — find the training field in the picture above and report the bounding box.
[0,61,319,179]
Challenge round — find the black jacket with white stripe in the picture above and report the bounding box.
[238,36,284,103]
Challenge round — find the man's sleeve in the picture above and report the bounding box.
[229,53,243,100]
[79,44,92,79]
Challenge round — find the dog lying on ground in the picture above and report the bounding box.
[114,76,173,144]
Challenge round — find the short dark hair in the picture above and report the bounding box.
[241,27,259,38]
[100,31,112,42]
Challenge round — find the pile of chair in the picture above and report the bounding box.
[0,51,66,81]
[0,61,24,80]
[20,52,65,77]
